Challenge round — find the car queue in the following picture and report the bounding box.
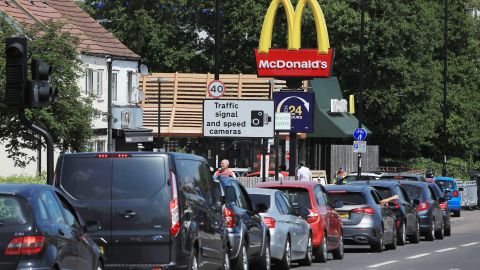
[0,152,462,270]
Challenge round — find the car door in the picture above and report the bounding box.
[371,190,394,240]
[321,185,341,241]
[427,186,443,229]
[397,186,417,233]
[55,191,96,269]
[279,192,308,259]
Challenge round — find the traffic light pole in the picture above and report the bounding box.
[18,108,54,185]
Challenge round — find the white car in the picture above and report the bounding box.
[341,172,382,184]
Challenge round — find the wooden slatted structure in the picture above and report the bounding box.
[140,73,302,136]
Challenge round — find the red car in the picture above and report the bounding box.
[255,181,344,263]
[245,171,290,178]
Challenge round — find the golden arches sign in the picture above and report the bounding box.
[255,0,333,78]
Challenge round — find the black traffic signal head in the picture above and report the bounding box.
[26,59,56,108]
[5,37,28,107]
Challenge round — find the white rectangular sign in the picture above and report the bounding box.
[275,112,291,131]
[353,140,367,153]
[203,99,275,138]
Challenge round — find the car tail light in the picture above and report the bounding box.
[452,190,459,197]
[395,219,401,228]
[351,207,375,215]
[440,202,447,211]
[416,202,430,211]
[169,171,180,237]
[306,208,320,224]
[263,217,276,228]
[224,207,235,228]
[392,200,401,209]
[5,236,45,255]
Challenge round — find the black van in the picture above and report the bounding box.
[54,152,229,270]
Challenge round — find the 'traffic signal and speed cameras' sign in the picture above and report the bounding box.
[203,100,275,138]
[207,80,226,98]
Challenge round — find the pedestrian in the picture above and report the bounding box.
[296,161,312,181]
[333,167,347,185]
[214,159,236,179]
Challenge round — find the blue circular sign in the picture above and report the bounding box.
[353,128,367,141]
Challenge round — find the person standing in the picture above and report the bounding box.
[333,167,347,185]
[296,161,312,181]
[214,159,236,179]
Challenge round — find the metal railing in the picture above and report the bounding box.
[456,180,478,207]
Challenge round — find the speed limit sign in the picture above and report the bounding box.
[207,80,226,98]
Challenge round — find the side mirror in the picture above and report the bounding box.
[85,220,101,233]
[412,199,420,206]
[438,197,446,203]
[255,203,268,213]
[333,200,344,209]
[298,207,310,220]
[459,187,464,191]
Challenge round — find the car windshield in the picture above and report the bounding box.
[249,194,271,209]
[401,185,425,201]
[436,180,455,189]
[372,186,393,199]
[275,188,312,209]
[0,196,29,225]
[329,192,366,205]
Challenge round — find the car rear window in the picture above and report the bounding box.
[275,188,312,209]
[401,185,426,201]
[249,194,271,209]
[0,196,29,225]
[329,192,366,205]
[372,186,393,199]
[436,180,455,190]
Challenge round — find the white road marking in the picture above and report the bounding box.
[461,242,479,247]
[367,260,398,268]
[435,247,457,252]
[406,253,431,259]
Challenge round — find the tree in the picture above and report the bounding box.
[0,19,97,167]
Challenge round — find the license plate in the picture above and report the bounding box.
[338,212,349,219]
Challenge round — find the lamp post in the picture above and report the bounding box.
[442,0,448,176]
[107,57,113,152]
[357,0,365,179]
[215,0,221,80]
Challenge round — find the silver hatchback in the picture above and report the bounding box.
[247,188,312,269]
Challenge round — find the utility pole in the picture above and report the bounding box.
[215,0,221,80]
[442,0,448,176]
[357,0,365,179]
[107,57,113,151]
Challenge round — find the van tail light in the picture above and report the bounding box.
[263,217,276,229]
[351,207,375,215]
[416,202,430,211]
[224,207,235,228]
[169,171,180,237]
[306,208,320,224]
[439,202,447,211]
[5,236,45,255]
[452,190,459,197]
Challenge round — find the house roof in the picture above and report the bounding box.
[0,0,140,60]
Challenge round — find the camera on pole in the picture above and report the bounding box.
[5,37,28,107]
[26,59,57,108]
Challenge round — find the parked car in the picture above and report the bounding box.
[325,185,397,252]
[428,182,451,237]
[255,181,344,263]
[0,184,103,270]
[341,173,381,184]
[435,176,463,217]
[54,152,230,270]
[380,173,427,182]
[348,181,421,245]
[398,180,445,241]
[247,188,312,269]
[218,178,271,270]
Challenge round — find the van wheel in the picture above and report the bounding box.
[331,233,344,260]
[299,233,313,266]
[279,237,291,270]
[189,248,199,270]
[313,234,327,263]
[258,236,271,270]
[232,240,248,270]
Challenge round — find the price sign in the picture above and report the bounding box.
[207,80,226,99]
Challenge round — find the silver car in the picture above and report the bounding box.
[247,188,312,269]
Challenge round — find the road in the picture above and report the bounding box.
[293,210,480,270]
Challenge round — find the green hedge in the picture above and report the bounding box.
[408,157,479,181]
[0,175,46,185]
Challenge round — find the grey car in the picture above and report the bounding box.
[247,188,312,270]
[325,185,397,252]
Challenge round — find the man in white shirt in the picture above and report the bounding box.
[297,161,312,181]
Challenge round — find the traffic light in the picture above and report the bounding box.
[5,37,28,107]
[26,59,57,108]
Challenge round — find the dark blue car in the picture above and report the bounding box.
[0,184,103,270]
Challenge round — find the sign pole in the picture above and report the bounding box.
[357,0,366,180]
[289,132,297,177]
[275,131,279,181]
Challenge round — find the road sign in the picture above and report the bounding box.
[275,112,291,130]
[273,92,315,133]
[353,128,367,141]
[353,141,367,153]
[203,99,274,138]
[207,80,226,98]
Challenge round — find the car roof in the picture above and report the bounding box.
[381,172,422,177]
[255,180,319,189]
[0,184,53,200]
[346,172,381,177]
[246,187,278,195]
[348,180,399,188]
[325,184,373,192]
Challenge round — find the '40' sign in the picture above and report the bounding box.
[273,92,315,133]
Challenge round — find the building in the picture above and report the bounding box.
[0,0,150,176]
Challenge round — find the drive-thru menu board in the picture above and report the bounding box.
[203,99,275,138]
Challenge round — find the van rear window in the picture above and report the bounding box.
[0,196,29,225]
[61,158,111,200]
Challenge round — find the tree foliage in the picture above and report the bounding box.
[83,0,480,163]
[0,19,97,167]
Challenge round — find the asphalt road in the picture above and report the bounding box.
[293,209,480,270]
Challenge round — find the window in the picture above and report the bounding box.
[373,186,393,200]
[330,192,366,205]
[177,159,211,202]
[38,191,66,225]
[276,188,312,209]
[250,194,271,210]
[314,185,327,206]
[112,72,118,102]
[85,68,103,98]
[275,192,288,214]
[127,71,133,103]
[96,141,105,152]
[279,192,295,215]
[371,190,382,204]
[55,192,80,227]
[0,196,28,225]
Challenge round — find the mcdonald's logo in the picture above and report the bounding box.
[254,0,334,78]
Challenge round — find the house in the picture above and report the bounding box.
[0,0,151,176]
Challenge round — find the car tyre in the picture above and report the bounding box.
[258,236,271,270]
[435,221,444,240]
[410,221,421,244]
[189,248,199,270]
[397,221,406,246]
[232,240,248,270]
[278,237,291,270]
[386,225,397,250]
[425,221,435,241]
[223,250,231,270]
[313,234,328,263]
[453,210,461,217]
[299,233,313,266]
[371,228,384,252]
[331,232,344,260]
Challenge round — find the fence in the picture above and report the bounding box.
[456,180,478,207]
[238,176,296,188]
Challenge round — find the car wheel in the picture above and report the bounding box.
[223,251,231,270]
[232,240,248,270]
[299,233,313,266]
[279,237,291,270]
[189,248,199,270]
[397,221,406,246]
[371,228,384,252]
[386,225,397,250]
[314,234,328,263]
[410,221,421,244]
[258,236,271,270]
[95,259,104,270]
[425,221,435,241]
[331,233,344,260]
[453,210,461,217]
[435,221,444,240]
